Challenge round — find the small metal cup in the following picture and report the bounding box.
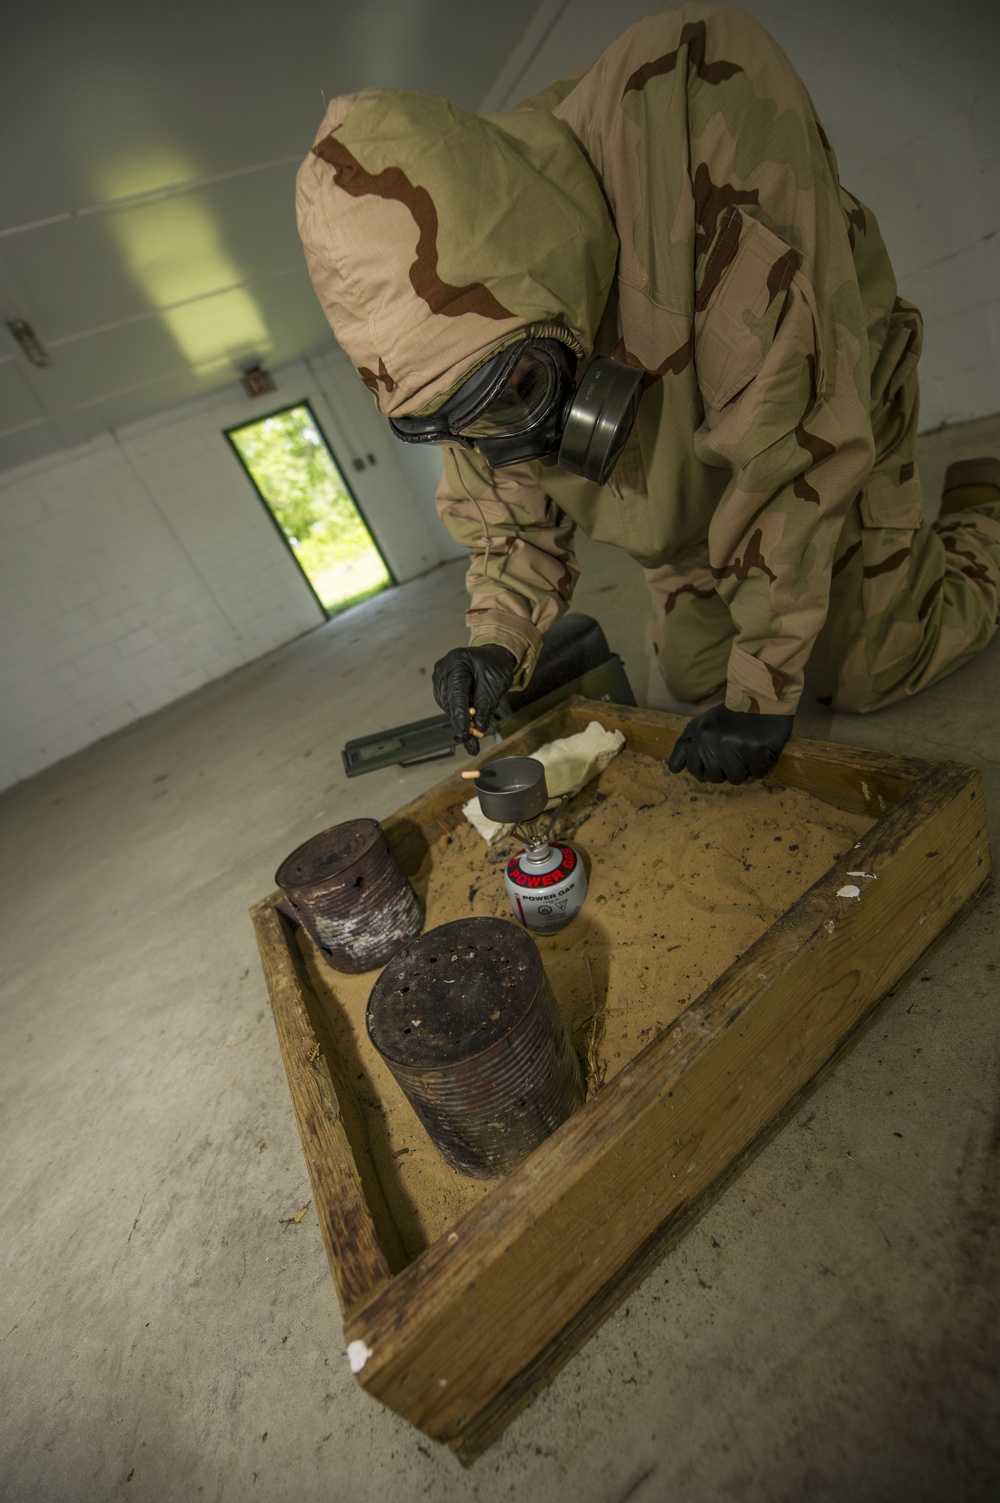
[473,756,548,825]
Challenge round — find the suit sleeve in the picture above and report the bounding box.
[692,203,877,717]
[435,447,580,689]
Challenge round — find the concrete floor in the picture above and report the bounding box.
[2,415,999,1503]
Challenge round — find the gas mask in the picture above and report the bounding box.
[388,337,644,485]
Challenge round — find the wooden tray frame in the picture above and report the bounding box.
[250,699,991,1463]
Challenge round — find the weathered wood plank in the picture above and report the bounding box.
[250,899,404,1309]
[378,698,937,841]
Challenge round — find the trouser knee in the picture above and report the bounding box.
[821,679,885,714]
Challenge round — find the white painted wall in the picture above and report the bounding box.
[489,0,1000,430]
[0,350,459,791]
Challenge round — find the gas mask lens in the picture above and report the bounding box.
[459,352,560,439]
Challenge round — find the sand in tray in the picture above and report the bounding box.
[298,747,874,1257]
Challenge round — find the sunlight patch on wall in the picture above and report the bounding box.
[99,152,271,375]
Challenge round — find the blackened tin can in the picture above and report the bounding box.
[365,915,584,1178]
[275,818,423,973]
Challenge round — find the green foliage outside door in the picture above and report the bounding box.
[227,403,392,615]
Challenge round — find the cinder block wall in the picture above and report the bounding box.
[0,352,458,791]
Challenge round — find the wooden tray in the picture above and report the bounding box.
[250,700,991,1463]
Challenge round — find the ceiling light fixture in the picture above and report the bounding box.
[6,317,51,368]
[241,362,275,398]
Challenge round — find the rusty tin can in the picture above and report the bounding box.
[275,818,423,974]
[365,915,584,1178]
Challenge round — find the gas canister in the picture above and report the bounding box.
[505,839,587,934]
[469,755,589,936]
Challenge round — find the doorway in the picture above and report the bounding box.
[226,401,393,615]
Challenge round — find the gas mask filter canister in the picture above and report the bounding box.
[556,357,644,485]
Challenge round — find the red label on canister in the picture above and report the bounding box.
[506,845,577,889]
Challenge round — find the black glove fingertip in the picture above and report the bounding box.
[719,748,750,784]
[444,708,466,741]
[667,741,689,774]
[687,749,708,782]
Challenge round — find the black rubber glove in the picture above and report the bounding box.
[432,645,517,755]
[667,704,793,785]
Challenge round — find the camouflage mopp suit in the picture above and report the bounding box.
[296,2,1000,718]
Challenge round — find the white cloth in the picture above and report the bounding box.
[463,720,626,843]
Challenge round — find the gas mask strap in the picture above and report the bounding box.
[522,323,585,358]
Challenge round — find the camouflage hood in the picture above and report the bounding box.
[295,88,618,417]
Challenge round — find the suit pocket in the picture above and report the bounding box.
[859,465,923,530]
[694,208,805,414]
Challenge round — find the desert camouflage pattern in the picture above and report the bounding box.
[295,88,616,417]
[297,3,1000,712]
